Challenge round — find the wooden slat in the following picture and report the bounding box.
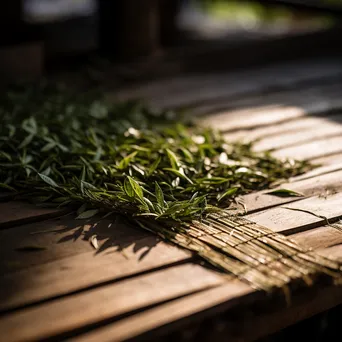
[312,152,342,166]
[1,191,341,340]
[196,80,342,116]
[0,215,188,275]
[248,192,342,235]
[290,153,342,182]
[112,59,342,109]
[199,87,342,132]
[242,169,342,213]
[318,244,342,260]
[273,136,342,160]
[291,225,342,250]
[0,201,69,229]
[0,263,225,342]
[225,114,342,143]
[71,282,254,342]
[253,120,342,152]
[0,216,156,274]
[0,236,191,313]
[72,214,342,342]
[72,283,342,342]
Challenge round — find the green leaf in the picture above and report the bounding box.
[41,142,56,152]
[0,183,16,192]
[147,156,161,177]
[41,166,51,176]
[76,209,99,219]
[128,176,144,200]
[118,151,137,170]
[0,151,12,161]
[217,187,239,202]
[163,168,193,184]
[143,197,154,210]
[18,134,34,149]
[155,182,165,208]
[267,189,304,197]
[124,177,134,197]
[166,149,180,170]
[180,147,194,163]
[81,180,98,191]
[77,203,88,215]
[38,173,59,188]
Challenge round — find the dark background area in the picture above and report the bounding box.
[1,0,342,85]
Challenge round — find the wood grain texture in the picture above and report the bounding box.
[0,201,69,229]
[111,59,342,109]
[273,136,342,160]
[290,160,342,182]
[0,216,159,274]
[318,244,342,260]
[71,282,254,342]
[291,225,342,250]
[254,120,342,152]
[242,169,342,214]
[0,236,191,313]
[225,114,342,143]
[248,192,342,235]
[73,283,342,342]
[0,264,225,342]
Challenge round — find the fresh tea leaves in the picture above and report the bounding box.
[0,84,312,222]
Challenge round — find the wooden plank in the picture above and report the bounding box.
[1,192,341,340]
[225,114,342,143]
[71,221,342,342]
[318,244,342,261]
[72,283,342,342]
[241,169,342,214]
[196,82,342,118]
[199,85,342,132]
[291,153,342,182]
[0,236,191,313]
[0,264,225,342]
[112,59,342,109]
[253,120,342,152]
[273,136,342,161]
[0,216,184,275]
[247,192,342,235]
[312,152,342,166]
[291,225,342,250]
[0,201,69,229]
[71,282,254,342]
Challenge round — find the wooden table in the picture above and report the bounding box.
[1,57,342,342]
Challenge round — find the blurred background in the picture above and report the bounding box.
[0,0,342,83]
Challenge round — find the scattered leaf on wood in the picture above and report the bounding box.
[267,188,304,197]
[90,235,99,250]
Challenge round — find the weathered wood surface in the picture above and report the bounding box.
[0,201,69,229]
[1,59,342,341]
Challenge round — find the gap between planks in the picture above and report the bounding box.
[71,282,342,342]
[0,201,70,229]
[0,263,226,342]
[0,190,342,341]
[110,58,342,109]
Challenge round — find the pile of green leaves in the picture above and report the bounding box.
[0,83,312,223]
